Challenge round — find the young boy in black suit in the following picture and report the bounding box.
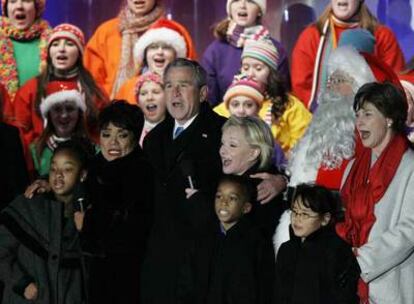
[177,174,275,304]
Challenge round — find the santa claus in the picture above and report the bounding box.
[274,45,404,252]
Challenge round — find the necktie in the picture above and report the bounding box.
[174,126,184,139]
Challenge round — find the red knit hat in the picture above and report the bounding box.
[2,0,46,18]
[40,80,86,120]
[134,19,189,63]
[223,75,265,109]
[48,23,85,54]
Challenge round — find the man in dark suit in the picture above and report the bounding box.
[142,58,226,304]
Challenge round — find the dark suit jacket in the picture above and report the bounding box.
[0,123,29,210]
[177,218,276,304]
[141,102,226,304]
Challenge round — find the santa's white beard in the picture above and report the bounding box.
[288,90,356,186]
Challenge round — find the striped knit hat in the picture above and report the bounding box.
[2,0,46,17]
[226,0,267,16]
[223,75,265,109]
[241,38,279,71]
[47,23,85,54]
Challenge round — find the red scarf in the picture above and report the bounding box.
[336,134,409,303]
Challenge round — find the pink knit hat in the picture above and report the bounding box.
[223,75,265,109]
[2,0,46,18]
[134,72,164,102]
[47,23,85,54]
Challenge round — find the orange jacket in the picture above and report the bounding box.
[84,17,196,101]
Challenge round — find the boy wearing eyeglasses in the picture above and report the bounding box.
[274,183,360,304]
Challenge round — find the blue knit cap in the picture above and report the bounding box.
[338,28,375,54]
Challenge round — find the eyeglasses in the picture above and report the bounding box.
[290,209,320,220]
[327,74,354,86]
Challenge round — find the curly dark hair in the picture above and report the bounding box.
[98,100,145,145]
[268,69,289,121]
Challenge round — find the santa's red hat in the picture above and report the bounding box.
[40,81,86,120]
[134,19,189,63]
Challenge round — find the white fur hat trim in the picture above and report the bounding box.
[327,46,375,89]
[40,90,86,119]
[134,28,187,62]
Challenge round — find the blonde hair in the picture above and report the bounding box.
[222,116,274,170]
[316,3,378,34]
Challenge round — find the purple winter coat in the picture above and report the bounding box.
[201,38,290,106]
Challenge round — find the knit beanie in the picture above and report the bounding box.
[223,75,265,109]
[40,80,86,121]
[47,23,85,54]
[2,0,46,18]
[338,28,375,54]
[226,0,266,16]
[241,38,279,71]
[135,71,163,102]
[134,19,188,63]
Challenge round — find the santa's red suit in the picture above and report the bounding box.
[273,47,405,252]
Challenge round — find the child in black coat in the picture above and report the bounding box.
[178,175,275,304]
[274,183,360,304]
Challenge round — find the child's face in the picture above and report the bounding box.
[214,181,252,231]
[49,150,86,204]
[290,198,330,241]
[241,57,270,85]
[146,42,176,76]
[228,95,259,118]
[49,101,80,138]
[138,81,166,124]
[49,38,80,71]
[229,0,261,27]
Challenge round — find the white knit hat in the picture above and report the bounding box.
[226,0,267,16]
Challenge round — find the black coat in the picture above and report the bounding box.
[0,194,85,304]
[274,226,360,304]
[242,164,288,240]
[141,103,226,304]
[177,218,275,304]
[82,147,155,304]
[0,123,29,210]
